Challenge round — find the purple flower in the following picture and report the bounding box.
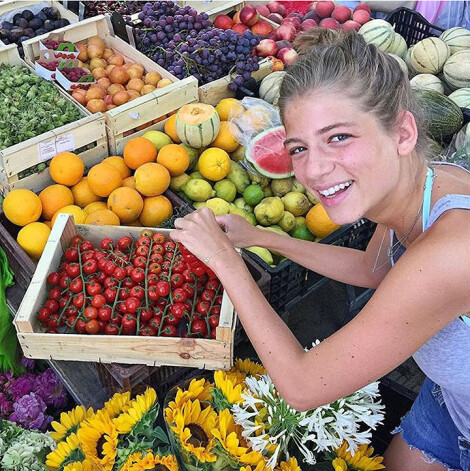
[8,372,37,401]
[34,368,68,408]
[0,392,13,417]
[20,355,36,371]
[9,392,52,431]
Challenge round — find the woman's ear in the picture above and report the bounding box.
[396,110,418,156]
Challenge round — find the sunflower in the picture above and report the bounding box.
[128,451,179,471]
[171,399,218,463]
[63,459,97,471]
[212,370,244,409]
[232,358,267,378]
[120,451,144,471]
[212,409,265,466]
[50,405,94,443]
[46,433,82,470]
[275,457,301,471]
[240,461,268,471]
[77,414,119,471]
[332,442,385,470]
[102,391,131,418]
[113,388,157,434]
[165,378,213,424]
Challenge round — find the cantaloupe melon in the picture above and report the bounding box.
[388,33,407,58]
[443,50,470,88]
[411,37,450,74]
[388,53,408,76]
[440,27,470,55]
[359,19,395,52]
[448,88,470,108]
[259,71,286,105]
[405,45,418,78]
[410,74,444,94]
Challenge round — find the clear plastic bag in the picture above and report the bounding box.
[437,123,470,170]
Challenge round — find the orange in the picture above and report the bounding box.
[140,195,173,227]
[71,177,102,208]
[43,220,52,229]
[163,114,181,143]
[3,189,42,226]
[305,204,341,239]
[122,176,135,189]
[51,205,87,226]
[84,201,108,214]
[49,152,85,186]
[197,148,231,181]
[84,209,120,225]
[156,144,190,176]
[102,156,131,179]
[215,98,243,121]
[123,137,157,169]
[126,218,143,227]
[107,187,144,224]
[39,184,74,220]
[87,162,123,197]
[210,121,239,153]
[134,162,171,196]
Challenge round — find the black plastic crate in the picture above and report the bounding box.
[385,7,445,46]
[246,219,377,314]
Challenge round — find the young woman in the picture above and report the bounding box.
[170,29,470,471]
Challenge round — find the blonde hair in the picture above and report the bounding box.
[278,29,431,159]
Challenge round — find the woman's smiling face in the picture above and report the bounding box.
[283,92,400,225]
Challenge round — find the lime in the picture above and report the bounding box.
[214,179,237,202]
[243,184,264,206]
[142,130,172,151]
[291,224,315,241]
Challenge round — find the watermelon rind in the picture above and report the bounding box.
[246,126,294,179]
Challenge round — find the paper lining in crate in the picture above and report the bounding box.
[0,44,108,196]
[14,214,236,370]
[22,15,199,155]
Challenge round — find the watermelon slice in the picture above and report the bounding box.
[246,126,294,179]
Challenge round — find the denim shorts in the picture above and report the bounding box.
[393,378,470,470]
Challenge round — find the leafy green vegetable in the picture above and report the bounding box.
[0,65,81,150]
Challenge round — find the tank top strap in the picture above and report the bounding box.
[422,167,435,231]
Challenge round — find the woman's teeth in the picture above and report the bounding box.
[319,180,353,197]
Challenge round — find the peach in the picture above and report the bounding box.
[107,83,126,95]
[144,71,162,86]
[354,3,371,14]
[277,47,298,65]
[267,13,283,24]
[157,78,172,88]
[352,9,371,25]
[251,20,273,36]
[127,90,141,100]
[86,98,106,113]
[276,24,296,42]
[126,78,145,93]
[256,5,271,17]
[141,84,156,94]
[331,5,352,23]
[301,19,318,31]
[319,17,341,29]
[89,58,107,71]
[77,43,88,62]
[92,67,108,80]
[128,65,144,79]
[316,1,335,18]
[342,20,361,31]
[86,86,105,101]
[87,36,105,49]
[267,1,286,16]
[256,39,278,57]
[239,5,260,26]
[87,44,104,59]
[112,91,130,106]
[109,66,129,85]
[108,54,125,66]
[214,14,234,30]
[233,11,241,23]
[232,23,249,34]
[97,77,111,89]
[103,48,114,60]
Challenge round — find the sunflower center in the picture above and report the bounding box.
[148,466,169,471]
[186,423,209,448]
[96,436,107,459]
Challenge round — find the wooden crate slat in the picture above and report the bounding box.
[14,215,236,370]
[0,44,23,65]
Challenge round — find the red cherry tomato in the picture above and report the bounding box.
[85,319,100,334]
[150,252,163,263]
[98,306,112,322]
[160,324,177,337]
[105,323,119,335]
[172,288,188,303]
[69,278,84,294]
[122,315,137,332]
[48,287,61,300]
[125,297,140,314]
[71,235,84,247]
[83,259,98,275]
[84,306,98,320]
[117,236,132,251]
[201,289,216,302]
[104,287,117,303]
[104,277,118,289]
[64,247,79,262]
[139,326,156,336]
[169,302,189,319]
[209,314,219,329]
[148,262,161,275]
[75,319,87,333]
[164,241,176,252]
[38,307,51,323]
[170,273,184,288]
[191,319,208,336]
[206,279,220,291]
[113,267,127,280]
[149,316,162,330]
[156,281,170,297]
[196,301,210,315]
[130,286,145,300]
[152,233,166,244]
[86,281,102,296]
[118,288,130,301]
[148,274,160,287]
[139,308,153,323]
[130,268,145,283]
[91,294,106,309]
[66,263,80,278]
[136,236,151,247]
[81,250,96,262]
[135,245,149,256]
[80,240,94,252]
[101,237,114,250]
[47,271,61,286]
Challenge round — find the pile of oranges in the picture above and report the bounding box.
[3,134,191,260]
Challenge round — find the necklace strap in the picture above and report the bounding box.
[422,167,435,231]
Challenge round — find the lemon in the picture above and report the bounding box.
[278,211,296,233]
[180,143,199,171]
[3,189,42,226]
[254,197,284,226]
[142,130,172,151]
[17,222,51,260]
[214,179,237,202]
[170,173,191,192]
[51,205,87,226]
[183,179,215,202]
[233,197,253,213]
[215,98,243,121]
[198,148,231,181]
[205,197,231,216]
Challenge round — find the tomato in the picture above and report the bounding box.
[164,313,180,326]
[116,301,127,314]
[152,233,166,244]
[66,315,77,329]
[117,288,129,301]
[201,289,216,302]
[72,293,85,308]
[211,329,217,339]
[172,288,188,303]
[156,281,170,297]
[69,278,84,294]
[128,287,142,301]
[75,318,87,333]
[83,259,98,275]
[155,299,167,310]
[191,264,206,277]
[105,323,119,335]
[215,295,223,305]
[86,281,102,296]
[85,319,100,334]
[160,324,177,337]
[95,249,106,260]
[122,315,137,332]
[163,252,173,262]
[104,261,116,275]
[66,263,80,278]
[65,306,78,317]
[183,253,198,264]
[196,301,210,315]
[59,274,71,289]
[164,241,176,252]
[152,244,165,255]
[191,319,208,336]
[169,302,189,319]
[149,316,162,330]
[96,305,110,322]
[121,278,135,289]
[206,279,220,291]
[64,247,79,262]
[104,287,117,303]
[80,240,94,252]
[104,277,118,289]
[131,256,146,269]
[210,305,221,316]
[47,271,61,286]
[45,327,59,334]
[125,297,140,314]
[148,274,159,286]
[181,282,195,298]
[101,237,114,250]
[148,262,161,275]
[84,306,98,320]
[71,235,84,246]
[150,252,163,263]
[135,245,149,256]
[139,326,156,336]
[111,313,122,326]
[137,236,151,247]
[117,236,132,251]
[81,250,96,262]
[113,267,127,280]
[209,314,219,329]
[170,273,184,288]
[130,268,145,283]
[38,307,51,323]
[48,287,61,300]
[47,315,59,329]
[161,260,171,271]
[172,260,186,274]
[139,308,153,323]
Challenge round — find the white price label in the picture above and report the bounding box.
[37,133,75,163]
[56,133,75,153]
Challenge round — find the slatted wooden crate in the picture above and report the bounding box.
[0,44,108,196]
[14,214,236,369]
[22,15,199,155]
[185,0,244,15]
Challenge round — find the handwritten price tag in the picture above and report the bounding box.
[37,133,75,163]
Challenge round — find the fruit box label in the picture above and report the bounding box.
[38,133,75,163]
[39,32,79,60]
[35,49,67,81]
[56,60,95,91]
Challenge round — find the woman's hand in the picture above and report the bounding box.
[216,213,262,248]
[170,208,237,267]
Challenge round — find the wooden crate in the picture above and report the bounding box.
[184,0,244,15]
[0,45,108,196]
[0,0,78,24]
[198,57,273,105]
[22,15,199,155]
[14,214,236,369]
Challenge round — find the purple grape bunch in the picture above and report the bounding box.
[132,2,260,89]
[84,1,147,19]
